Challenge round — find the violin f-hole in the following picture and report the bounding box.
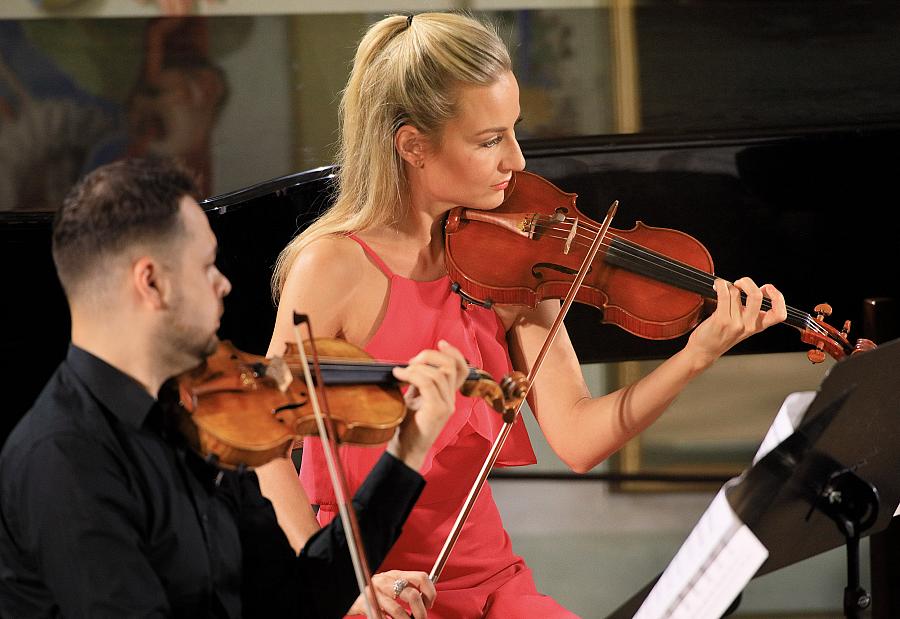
[532,263,592,279]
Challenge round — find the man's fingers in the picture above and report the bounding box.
[401,571,436,607]
[373,590,410,618]
[436,339,469,382]
[712,278,731,317]
[406,343,468,389]
[398,587,427,618]
[395,362,455,411]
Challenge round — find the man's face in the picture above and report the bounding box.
[164,197,231,367]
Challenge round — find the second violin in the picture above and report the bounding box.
[171,339,528,470]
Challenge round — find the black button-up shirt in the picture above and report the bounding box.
[0,345,424,618]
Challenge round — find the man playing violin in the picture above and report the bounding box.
[0,156,463,618]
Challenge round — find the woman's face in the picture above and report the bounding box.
[417,71,526,212]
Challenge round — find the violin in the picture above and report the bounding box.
[171,339,527,470]
[171,332,526,618]
[445,170,875,363]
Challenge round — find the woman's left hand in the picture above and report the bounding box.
[686,277,787,366]
[347,569,436,618]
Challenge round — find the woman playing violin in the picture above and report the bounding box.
[263,12,788,618]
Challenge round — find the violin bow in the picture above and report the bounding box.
[429,201,618,584]
[291,313,382,619]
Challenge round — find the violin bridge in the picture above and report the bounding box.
[265,357,294,392]
[524,214,538,239]
[564,217,578,255]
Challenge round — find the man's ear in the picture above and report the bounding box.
[394,124,428,169]
[132,256,168,310]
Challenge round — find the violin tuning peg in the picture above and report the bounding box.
[807,349,826,364]
[813,303,833,321]
[840,319,852,338]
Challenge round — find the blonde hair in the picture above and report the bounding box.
[272,12,511,300]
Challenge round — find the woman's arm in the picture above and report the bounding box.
[255,457,320,554]
[507,277,787,473]
[257,237,367,553]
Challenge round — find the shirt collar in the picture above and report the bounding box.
[66,344,157,428]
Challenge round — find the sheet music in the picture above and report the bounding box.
[751,391,816,465]
[634,488,768,619]
[634,391,819,619]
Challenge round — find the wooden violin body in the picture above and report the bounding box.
[173,340,405,469]
[172,339,527,470]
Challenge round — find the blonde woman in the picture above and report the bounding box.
[261,12,787,618]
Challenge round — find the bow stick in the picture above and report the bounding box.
[429,200,618,583]
[291,313,382,618]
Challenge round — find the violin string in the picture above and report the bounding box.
[297,358,486,381]
[527,226,827,336]
[570,229,826,335]
[533,223,724,301]
[530,216,810,318]
[522,218,828,336]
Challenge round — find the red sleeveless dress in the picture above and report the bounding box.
[300,235,578,618]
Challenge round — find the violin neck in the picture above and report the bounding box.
[315,362,482,386]
[604,236,815,333]
[316,362,396,385]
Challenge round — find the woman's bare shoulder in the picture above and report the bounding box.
[287,235,369,286]
[274,236,369,344]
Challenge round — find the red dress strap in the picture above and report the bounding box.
[347,234,394,277]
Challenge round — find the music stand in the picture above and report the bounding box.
[608,337,900,619]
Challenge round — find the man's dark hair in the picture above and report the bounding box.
[52,157,200,297]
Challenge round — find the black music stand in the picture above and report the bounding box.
[608,337,900,619]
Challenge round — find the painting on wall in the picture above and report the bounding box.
[0,17,229,211]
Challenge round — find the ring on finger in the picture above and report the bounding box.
[392,578,409,598]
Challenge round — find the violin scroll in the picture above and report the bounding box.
[801,303,876,364]
[461,369,528,423]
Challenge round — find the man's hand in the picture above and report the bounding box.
[347,570,436,618]
[386,340,468,471]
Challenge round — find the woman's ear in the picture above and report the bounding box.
[395,124,427,169]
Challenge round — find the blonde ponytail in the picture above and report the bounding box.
[272,12,511,301]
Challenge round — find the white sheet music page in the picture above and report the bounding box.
[751,391,816,466]
[633,488,768,619]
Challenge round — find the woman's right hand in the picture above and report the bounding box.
[387,340,468,471]
[347,570,436,618]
